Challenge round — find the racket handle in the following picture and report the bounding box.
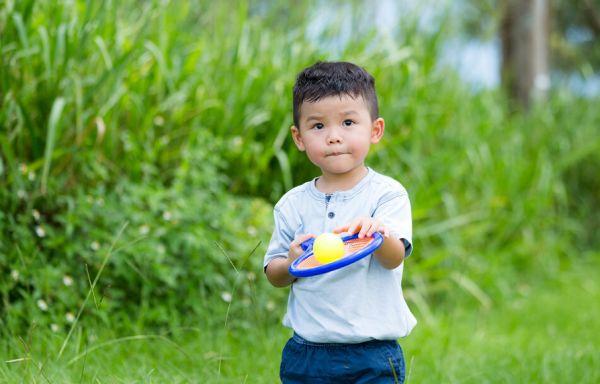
[300,237,315,251]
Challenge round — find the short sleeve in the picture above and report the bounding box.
[263,207,295,269]
[372,191,413,257]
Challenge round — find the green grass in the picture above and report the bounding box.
[404,258,600,383]
[3,258,598,383]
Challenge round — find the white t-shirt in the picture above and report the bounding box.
[264,168,417,343]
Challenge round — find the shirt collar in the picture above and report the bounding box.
[307,167,374,201]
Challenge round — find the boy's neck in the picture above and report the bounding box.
[315,165,369,194]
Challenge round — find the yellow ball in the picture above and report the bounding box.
[313,233,345,264]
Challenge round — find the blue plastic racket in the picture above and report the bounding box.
[289,232,384,277]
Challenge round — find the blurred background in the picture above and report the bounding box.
[1,0,598,382]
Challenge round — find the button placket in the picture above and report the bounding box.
[326,194,336,225]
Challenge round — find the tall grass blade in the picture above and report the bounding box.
[450,272,492,309]
[67,334,190,366]
[94,36,113,70]
[56,23,67,73]
[38,26,52,81]
[11,13,29,49]
[58,222,129,358]
[41,97,65,194]
[275,150,293,192]
[418,211,486,238]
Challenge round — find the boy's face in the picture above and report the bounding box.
[291,94,384,177]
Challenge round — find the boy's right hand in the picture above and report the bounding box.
[288,234,316,263]
[265,234,316,288]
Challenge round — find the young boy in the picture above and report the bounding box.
[264,61,416,383]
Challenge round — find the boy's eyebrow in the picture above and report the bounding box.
[305,110,359,122]
[305,115,323,122]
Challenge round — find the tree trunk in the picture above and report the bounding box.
[500,0,550,109]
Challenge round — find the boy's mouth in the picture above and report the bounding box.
[326,152,348,157]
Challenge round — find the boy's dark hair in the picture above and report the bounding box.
[292,61,379,127]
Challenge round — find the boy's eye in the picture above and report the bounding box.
[343,119,355,126]
[313,123,324,130]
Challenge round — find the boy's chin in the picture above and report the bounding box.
[320,164,364,175]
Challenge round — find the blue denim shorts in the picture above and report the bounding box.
[280,333,405,383]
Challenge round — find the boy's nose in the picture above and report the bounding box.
[327,136,342,144]
[326,129,343,144]
[327,135,342,144]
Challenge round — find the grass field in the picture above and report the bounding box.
[3,257,598,383]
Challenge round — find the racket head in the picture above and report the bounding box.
[289,232,384,277]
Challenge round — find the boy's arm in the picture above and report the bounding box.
[265,233,315,288]
[373,236,406,269]
[371,188,413,268]
[265,258,296,287]
[334,217,406,270]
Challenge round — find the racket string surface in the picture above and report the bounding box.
[297,237,374,270]
[289,233,384,277]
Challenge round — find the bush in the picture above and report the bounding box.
[0,133,279,333]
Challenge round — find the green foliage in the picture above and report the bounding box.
[1,129,277,333]
[0,0,598,342]
[454,0,600,74]
[0,0,317,198]
[551,0,600,72]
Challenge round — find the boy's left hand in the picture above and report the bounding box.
[333,217,389,239]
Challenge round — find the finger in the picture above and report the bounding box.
[293,233,315,247]
[348,219,362,235]
[299,233,316,244]
[333,225,349,234]
[358,219,372,239]
[365,223,378,237]
[376,222,385,237]
[365,220,379,237]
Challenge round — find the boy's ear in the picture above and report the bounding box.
[290,125,306,151]
[370,118,385,144]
